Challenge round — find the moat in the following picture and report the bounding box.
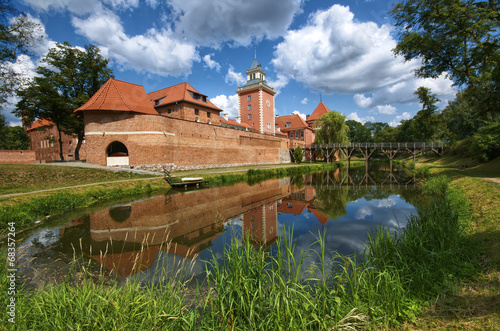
[17,163,419,287]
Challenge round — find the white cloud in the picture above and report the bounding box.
[225,66,246,86]
[72,11,199,76]
[376,104,397,115]
[21,0,103,14]
[103,0,139,10]
[203,54,221,72]
[167,0,303,47]
[301,97,308,104]
[272,4,457,107]
[346,112,374,124]
[292,110,306,120]
[389,112,411,127]
[353,94,372,108]
[211,94,239,118]
[378,198,396,208]
[266,73,289,94]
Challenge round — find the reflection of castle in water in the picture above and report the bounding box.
[54,166,416,278]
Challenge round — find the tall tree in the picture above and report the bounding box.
[15,42,113,160]
[412,87,441,141]
[0,0,41,110]
[0,113,29,149]
[314,110,349,145]
[391,0,500,117]
[346,120,372,142]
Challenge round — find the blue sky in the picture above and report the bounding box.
[5,0,457,127]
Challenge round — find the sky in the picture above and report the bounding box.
[4,0,458,127]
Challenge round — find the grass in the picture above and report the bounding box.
[0,179,169,231]
[1,171,484,330]
[0,164,159,195]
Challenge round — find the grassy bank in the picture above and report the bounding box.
[0,164,158,195]
[1,173,483,330]
[0,179,169,232]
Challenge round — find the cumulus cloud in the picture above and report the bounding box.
[376,104,397,115]
[225,66,246,86]
[72,10,199,76]
[301,97,308,104]
[272,4,456,107]
[203,54,221,72]
[291,110,306,120]
[346,112,374,124]
[266,73,289,94]
[21,0,104,14]
[389,112,411,127]
[167,0,303,47]
[211,94,239,118]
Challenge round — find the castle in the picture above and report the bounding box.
[13,57,332,168]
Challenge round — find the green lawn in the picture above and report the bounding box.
[0,164,158,195]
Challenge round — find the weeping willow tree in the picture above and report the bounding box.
[314,110,349,145]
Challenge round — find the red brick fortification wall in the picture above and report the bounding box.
[0,150,37,164]
[84,111,291,169]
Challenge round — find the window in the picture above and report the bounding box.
[167,109,172,114]
[251,224,255,230]
[195,109,199,115]
[155,97,165,106]
[295,131,299,138]
[301,131,304,138]
[247,95,251,101]
[286,122,291,128]
[248,114,252,119]
[248,105,251,110]
[207,112,211,118]
[269,205,273,211]
[251,216,254,221]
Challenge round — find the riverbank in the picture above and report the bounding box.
[403,155,500,330]
[0,162,340,233]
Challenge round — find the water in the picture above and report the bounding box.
[17,164,419,287]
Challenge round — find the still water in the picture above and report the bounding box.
[17,164,419,286]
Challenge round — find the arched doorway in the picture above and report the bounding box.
[106,141,129,166]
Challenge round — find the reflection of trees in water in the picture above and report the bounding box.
[308,166,419,221]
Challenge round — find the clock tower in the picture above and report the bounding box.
[236,57,276,134]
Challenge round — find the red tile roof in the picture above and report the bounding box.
[277,199,308,215]
[26,118,53,131]
[307,102,330,122]
[148,82,222,112]
[75,78,158,115]
[275,114,310,131]
[308,207,330,226]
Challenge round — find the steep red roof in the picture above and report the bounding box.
[277,199,308,216]
[307,102,330,123]
[148,82,222,112]
[275,114,310,131]
[308,207,330,226]
[75,78,158,115]
[26,118,53,131]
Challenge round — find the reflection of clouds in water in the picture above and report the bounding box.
[33,229,60,247]
[354,205,373,220]
[303,213,311,219]
[378,198,396,208]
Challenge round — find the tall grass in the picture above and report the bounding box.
[1,175,476,330]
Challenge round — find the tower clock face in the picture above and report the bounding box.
[266,100,270,107]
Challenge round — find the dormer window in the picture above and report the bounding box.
[286,122,291,127]
[155,97,165,106]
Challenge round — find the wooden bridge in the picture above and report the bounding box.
[299,142,445,163]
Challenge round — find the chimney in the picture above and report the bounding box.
[236,117,241,124]
[223,113,229,121]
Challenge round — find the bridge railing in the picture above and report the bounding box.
[310,142,445,149]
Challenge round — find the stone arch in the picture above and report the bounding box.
[106,141,129,166]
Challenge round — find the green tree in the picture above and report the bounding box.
[373,125,399,142]
[346,120,372,142]
[314,110,349,145]
[293,145,303,164]
[441,91,483,142]
[412,87,442,141]
[15,42,113,160]
[0,113,29,149]
[0,0,42,110]
[364,122,389,140]
[391,0,499,88]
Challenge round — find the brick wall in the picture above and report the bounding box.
[0,150,37,164]
[83,110,290,169]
